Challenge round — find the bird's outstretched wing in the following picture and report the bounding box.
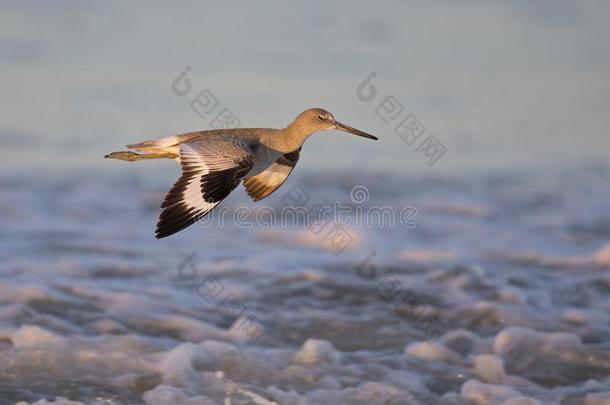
[156,136,255,239]
[243,148,300,202]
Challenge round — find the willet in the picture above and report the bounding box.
[105,108,377,238]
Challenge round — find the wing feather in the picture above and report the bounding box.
[155,136,255,239]
[243,148,300,201]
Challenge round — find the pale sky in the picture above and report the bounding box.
[1,1,609,175]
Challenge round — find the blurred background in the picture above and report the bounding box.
[2,1,609,175]
[1,1,609,404]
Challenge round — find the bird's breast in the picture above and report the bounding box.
[248,145,283,177]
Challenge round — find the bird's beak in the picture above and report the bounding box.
[335,121,378,140]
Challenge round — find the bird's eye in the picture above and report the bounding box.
[317,115,325,121]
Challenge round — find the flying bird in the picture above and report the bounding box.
[105,108,377,238]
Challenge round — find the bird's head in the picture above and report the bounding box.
[292,108,378,140]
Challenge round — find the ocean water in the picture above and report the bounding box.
[2,1,610,404]
[1,163,609,404]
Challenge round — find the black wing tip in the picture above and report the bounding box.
[154,221,190,239]
[155,209,196,239]
[155,228,170,239]
[155,203,213,239]
[153,139,254,239]
[154,226,172,239]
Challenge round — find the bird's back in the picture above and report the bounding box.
[127,128,278,154]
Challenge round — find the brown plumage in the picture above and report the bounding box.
[105,108,377,238]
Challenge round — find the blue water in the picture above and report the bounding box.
[1,164,610,404]
[2,1,610,404]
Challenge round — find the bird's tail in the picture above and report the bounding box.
[104,150,177,161]
[106,133,205,162]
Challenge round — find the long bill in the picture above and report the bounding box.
[335,121,378,140]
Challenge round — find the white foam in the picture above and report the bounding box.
[493,326,583,356]
[17,398,85,405]
[593,243,610,266]
[143,385,215,405]
[294,339,340,366]
[11,325,63,348]
[461,379,523,404]
[152,315,228,342]
[306,382,417,404]
[156,343,209,386]
[584,392,610,405]
[399,248,458,263]
[3,168,610,403]
[503,397,543,405]
[405,341,463,365]
[473,354,506,383]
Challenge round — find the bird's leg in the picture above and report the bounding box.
[104,151,178,161]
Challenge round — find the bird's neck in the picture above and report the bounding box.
[263,124,313,153]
